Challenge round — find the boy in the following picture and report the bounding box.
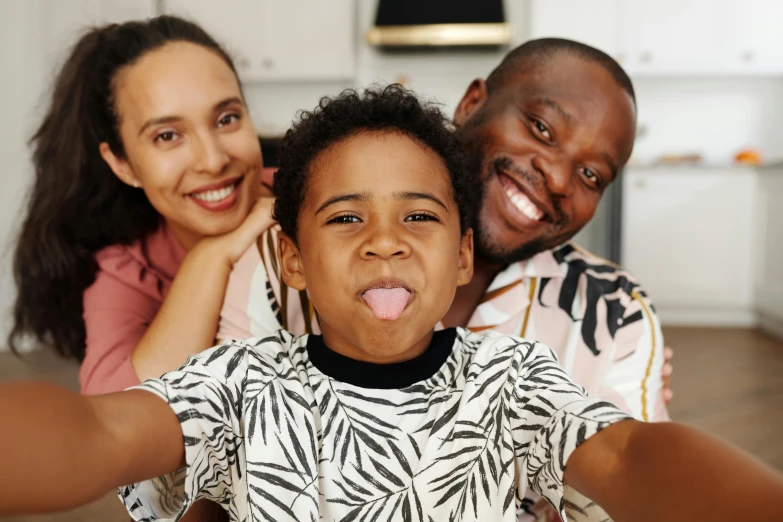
[0,86,781,522]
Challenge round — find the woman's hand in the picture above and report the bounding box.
[201,196,276,267]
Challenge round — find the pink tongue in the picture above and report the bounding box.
[362,288,411,320]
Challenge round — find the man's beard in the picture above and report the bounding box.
[469,156,574,266]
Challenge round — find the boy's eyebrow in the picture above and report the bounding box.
[393,191,449,211]
[315,192,372,214]
[314,191,449,214]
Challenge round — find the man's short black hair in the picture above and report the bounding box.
[486,38,635,104]
[273,84,476,243]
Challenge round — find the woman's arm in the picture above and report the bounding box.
[0,383,182,515]
[565,419,783,522]
[130,198,274,382]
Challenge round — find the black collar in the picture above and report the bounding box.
[306,328,457,389]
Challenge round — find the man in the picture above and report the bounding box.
[220,38,669,521]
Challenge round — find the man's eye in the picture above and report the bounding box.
[328,214,361,224]
[532,119,551,141]
[582,168,602,189]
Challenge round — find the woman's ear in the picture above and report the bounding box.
[457,228,474,287]
[99,142,142,188]
[278,232,307,291]
[453,79,488,128]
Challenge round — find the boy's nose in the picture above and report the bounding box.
[360,225,411,260]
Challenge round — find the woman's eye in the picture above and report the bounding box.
[217,113,240,127]
[329,214,361,224]
[582,168,602,189]
[532,119,551,141]
[154,131,177,143]
[405,213,439,223]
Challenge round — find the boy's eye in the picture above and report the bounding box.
[154,131,178,143]
[405,212,439,223]
[328,214,361,224]
[217,113,240,127]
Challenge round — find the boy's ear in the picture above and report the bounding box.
[278,232,307,291]
[457,228,474,287]
[453,79,488,128]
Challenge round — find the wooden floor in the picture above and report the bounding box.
[1,327,782,521]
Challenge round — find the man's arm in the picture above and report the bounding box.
[0,383,183,515]
[565,419,783,522]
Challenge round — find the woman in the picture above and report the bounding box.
[9,16,273,518]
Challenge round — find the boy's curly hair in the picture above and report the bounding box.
[272,84,476,243]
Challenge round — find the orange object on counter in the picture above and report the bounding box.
[734,149,763,166]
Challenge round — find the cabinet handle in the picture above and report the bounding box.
[634,178,647,189]
[237,57,250,70]
[742,50,755,62]
[263,58,274,70]
[639,51,653,64]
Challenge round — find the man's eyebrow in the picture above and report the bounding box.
[536,98,575,125]
[393,191,449,212]
[315,192,372,214]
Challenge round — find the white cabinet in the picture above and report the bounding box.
[162,0,355,82]
[528,0,783,76]
[528,0,624,60]
[621,0,729,75]
[728,0,783,75]
[755,167,783,334]
[621,167,758,325]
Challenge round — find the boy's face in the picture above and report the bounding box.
[279,131,473,363]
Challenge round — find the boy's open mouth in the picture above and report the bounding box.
[359,279,413,321]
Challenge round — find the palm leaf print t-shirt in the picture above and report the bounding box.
[120,328,630,522]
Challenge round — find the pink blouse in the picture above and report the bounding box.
[80,224,185,395]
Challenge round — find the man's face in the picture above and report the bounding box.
[454,53,636,264]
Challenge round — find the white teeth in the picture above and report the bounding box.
[191,183,237,203]
[504,185,544,221]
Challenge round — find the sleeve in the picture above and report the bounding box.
[598,284,670,422]
[510,340,631,520]
[80,266,155,394]
[118,342,251,522]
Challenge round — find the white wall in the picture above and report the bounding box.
[0,1,50,350]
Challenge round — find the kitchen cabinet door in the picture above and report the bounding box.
[257,0,355,81]
[728,0,783,74]
[755,167,783,323]
[162,0,262,78]
[528,0,624,62]
[621,0,731,75]
[163,0,355,81]
[621,168,758,324]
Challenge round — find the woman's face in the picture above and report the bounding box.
[102,41,262,249]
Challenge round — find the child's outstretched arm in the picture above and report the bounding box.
[565,419,783,521]
[0,382,183,515]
